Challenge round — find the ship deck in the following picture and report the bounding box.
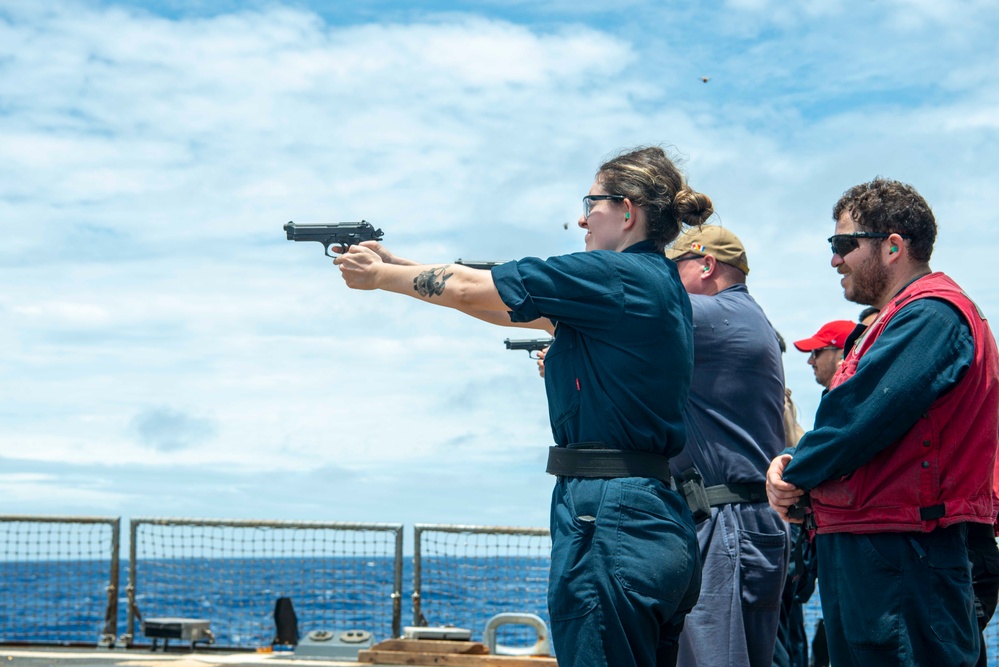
[4,647,362,667]
[4,643,558,667]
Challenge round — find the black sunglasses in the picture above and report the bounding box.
[827,232,911,257]
[583,194,625,219]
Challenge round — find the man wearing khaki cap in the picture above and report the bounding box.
[793,320,856,390]
[665,225,789,667]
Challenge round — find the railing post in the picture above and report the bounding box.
[412,524,424,628]
[392,525,403,638]
[100,517,121,646]
[125,518,139,646]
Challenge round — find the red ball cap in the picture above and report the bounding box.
[793,320,857,352]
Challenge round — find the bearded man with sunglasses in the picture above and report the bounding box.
[766,178,999,666]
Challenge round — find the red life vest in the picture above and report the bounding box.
[809,272,999,534]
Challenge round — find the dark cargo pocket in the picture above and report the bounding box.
[738,529,787,611]
[613,483,695,605]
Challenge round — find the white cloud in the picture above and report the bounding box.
[12,301,111,324]
[0,472,127,508]
[2,0,999,525]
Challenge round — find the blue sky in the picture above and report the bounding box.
[2,0,998,533]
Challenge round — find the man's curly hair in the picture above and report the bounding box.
[832,177,936,262]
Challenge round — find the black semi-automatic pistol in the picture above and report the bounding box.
[455,259,509,270]
[284,221,384,257]
[504,337,555,359]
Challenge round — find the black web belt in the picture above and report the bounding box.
[920,504,945,521]
[704,482,768,506]
[546,445,672,485]
[789,499,946,529]
[678,466,767,522]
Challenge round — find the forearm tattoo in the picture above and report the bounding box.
[413,265,453,298]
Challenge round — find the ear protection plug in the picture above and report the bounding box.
[890,245,898,253]
[624,212,630,220]
[702,265,710,272]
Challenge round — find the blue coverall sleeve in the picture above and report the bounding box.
[782,298,974,490]
[491,252,624,331]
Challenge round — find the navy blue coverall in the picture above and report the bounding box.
[782,298,978,666]
[493,240,702,667]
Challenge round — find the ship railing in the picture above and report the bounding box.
[412,523,551,645]
[126,517,404,648]
[0,514,121,646]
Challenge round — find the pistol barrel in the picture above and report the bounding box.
[284,220,384,256]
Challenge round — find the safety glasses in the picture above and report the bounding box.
[827,232,910,257]
[583,194,625,219]
[808,346,840,361]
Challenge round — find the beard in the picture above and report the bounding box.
[843,251,891,306]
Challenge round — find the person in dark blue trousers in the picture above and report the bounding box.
[664,225,790,667]
[334,146,714,667]
[968,520,999,667]
[767,178,999,667]
[773,331,815,667]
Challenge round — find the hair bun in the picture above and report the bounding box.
[672,187,714,228]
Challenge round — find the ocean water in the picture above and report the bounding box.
[0,557,405,646]
[0,556,548,648]
[2,556,998,665]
